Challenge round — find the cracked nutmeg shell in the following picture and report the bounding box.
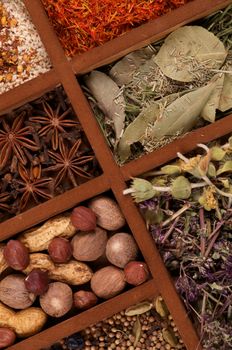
[3,240,29,271]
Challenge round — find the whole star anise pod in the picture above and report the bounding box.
[13,163,53,211]
[29,101,79,151]
[46,138,94,188]
[0,113,39,170]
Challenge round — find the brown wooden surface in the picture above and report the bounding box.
[0,0,231,349]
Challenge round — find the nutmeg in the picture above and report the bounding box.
[0,275,36,309]
[124,261,149,285]
[24,269,49,295]
[48,237,73,263]
[3,240,29,271]
[40,282,73,318]
[0,328,16,348]
[91,266,126,299]
[74,290,98,310]
[106,233,138,268]
[88,196,125,231]
[71,206,97,231]
[71,227,107,261]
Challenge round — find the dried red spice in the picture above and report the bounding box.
[41,0,192,57]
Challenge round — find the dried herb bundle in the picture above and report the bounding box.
[0,88,99,222]
[83,5,232,165]
[124,135,232,349]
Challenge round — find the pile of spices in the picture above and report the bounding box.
[123,134,232,349]
[0,0,51,95]
[42,297,185,350]
[82,5,232,165]
[0,87,99,222]
[41,0,191,57]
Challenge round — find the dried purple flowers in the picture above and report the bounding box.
[124,135,232,349]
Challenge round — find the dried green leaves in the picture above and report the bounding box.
[85,71,125,140]
[118,82,215,162]
[154,26,227,82]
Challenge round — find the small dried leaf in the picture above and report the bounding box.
[219,72,232,112]
[144,208,164,225]
[162,328,178,347]
[160,165,181,175]
[207,162,216,177]
[154,26,227,82]
[125,301,153,316]
[109,48,153,86]
[198,152,211,176]
[131,178,157,203]
[117,93,179,162]
[149,83,216,140]
[211,146,226,161]
[200,74,225,123]
[171,176,191,199]
[219,178,230,189]
[133,316,142,347]
[216,161,232,175]
[85,71,125,140]
[155,297,169,318]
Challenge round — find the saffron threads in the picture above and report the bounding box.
[41,0,191,57]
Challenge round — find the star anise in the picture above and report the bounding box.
[0,192,11,212]
[29,101,79,151]
[0,113,39,170]
[46,138,94,187]
[13,163,53,211]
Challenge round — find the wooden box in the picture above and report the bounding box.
[0,1,231,349]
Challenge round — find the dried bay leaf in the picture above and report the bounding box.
[117,93,179,162]
[125,301,153,316]
[211,146,226,161]
[200,74,225,122]
[109,48,154,86]
[154,26,227,82]
[219,72,232,112]
[149,83,216,140]
[216,161,232,175]
[133,316,142,347]
[85,70,125,140]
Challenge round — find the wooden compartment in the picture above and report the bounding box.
[0,1,231,349]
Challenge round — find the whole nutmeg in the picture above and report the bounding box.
[74,290,98,310]
[3,240,29,270]
[0,274,36,309]
[48,237,73,263]
[0,328,16,348]
[71,227,107,261]
[88,196,125,231]
[106,233,138,268]
[124,261,149,285]
[40,282,73,317]
[71,206,96,231]
[91,266,126,299]
[25,269,49,295]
